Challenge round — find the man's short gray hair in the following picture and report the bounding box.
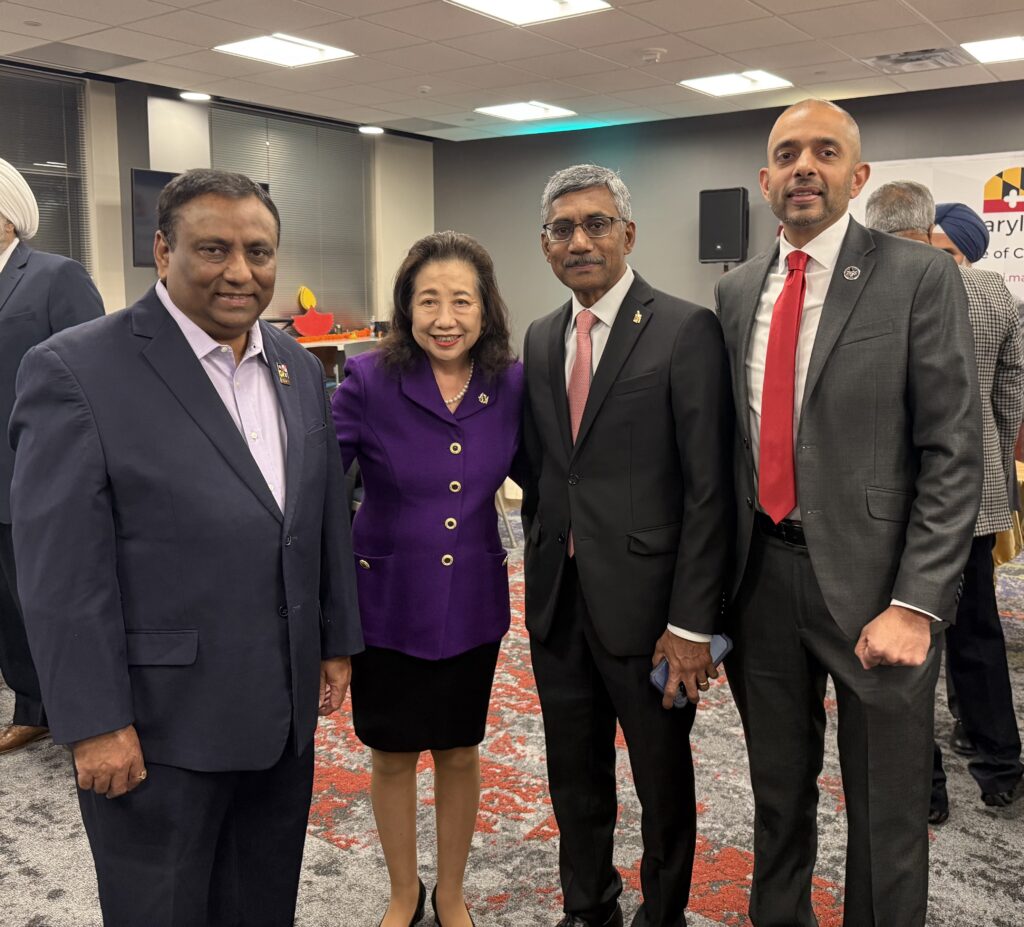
[865,180,935,235]
[541,164,632,223]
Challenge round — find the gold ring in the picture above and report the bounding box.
[137,770,148,781]
[697,682,710,691]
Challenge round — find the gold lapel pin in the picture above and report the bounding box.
[276,362,291,386]
[478,392,489,405]
[632,310,642,324]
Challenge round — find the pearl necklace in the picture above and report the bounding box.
[443,359,475,406]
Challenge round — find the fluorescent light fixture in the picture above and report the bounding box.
[180,91,211,102]
[444,0,610,25]
[32,161,66,169]
[214,34,355,68]
[359,126,385,135]
[680,70,793,97]
[474,100,576,121]
[961,35,1024,63]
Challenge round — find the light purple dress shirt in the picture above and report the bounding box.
[156,281,287,511]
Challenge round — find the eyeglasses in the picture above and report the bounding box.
[542,215,625,242]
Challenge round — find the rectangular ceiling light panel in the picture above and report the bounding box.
[962,36,1024,63]
[445,0,611,26]
[680,70,793,97]
[215,34,355,68]
[474,100,577,121]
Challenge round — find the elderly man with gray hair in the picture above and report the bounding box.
[0,157,103,755]
[867,181,1024,818]
[519,163,733,927]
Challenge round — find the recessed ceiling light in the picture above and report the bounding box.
[474,101,576,121]
[443,0,610,26]
[214,34,355,68]
[961,35,1024,64]
[180,91,211,102]
[680,70,793,97]
[359,126,385,135]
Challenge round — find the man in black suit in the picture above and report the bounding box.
[0,157,103,754]
[10,169,363,926]
[520,163,733,927]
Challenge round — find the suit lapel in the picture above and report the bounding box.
[135,291,284,523]
[0,241,29,316]
[454,362,498,421]
[400,353,459,423]
[572,274,655,456]
[735,248,776,447]
[801,219,876,411]
[262,328,304,527]
[546,302,573,457]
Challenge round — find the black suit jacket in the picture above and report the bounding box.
[9,288,363,771]
[0,241,104,522]
[520,272,733,655]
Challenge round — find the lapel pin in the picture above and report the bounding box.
[632,310,643,324]
[276,362,291,386]
[478,392,489,405]
[843,266,861,280]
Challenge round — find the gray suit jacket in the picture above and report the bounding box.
[716,218,983,637]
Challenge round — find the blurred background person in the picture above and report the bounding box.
[0,157,103,756]
[331,231,522,927]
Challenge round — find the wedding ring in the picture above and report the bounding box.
[697,681,710,691]
[136,770,148,781]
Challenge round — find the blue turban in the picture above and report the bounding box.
[934,202,989,263]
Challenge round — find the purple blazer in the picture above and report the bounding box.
[332,350,523,659]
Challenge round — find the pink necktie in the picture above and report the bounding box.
[759,250,809,523]
[566,309,596,556]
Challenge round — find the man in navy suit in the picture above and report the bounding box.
[0,157,103,754]
[10,169,363,926]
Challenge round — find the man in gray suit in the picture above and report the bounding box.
[866,184,1023,817]
[715,101,983,927]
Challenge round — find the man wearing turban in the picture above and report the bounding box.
[933,201,991,266]
[0,157,104,754]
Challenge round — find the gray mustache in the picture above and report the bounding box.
[564,257,605,267]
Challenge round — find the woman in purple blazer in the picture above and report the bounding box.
[332,231,522,927]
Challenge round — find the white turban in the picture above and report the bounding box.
[0,159,39,240]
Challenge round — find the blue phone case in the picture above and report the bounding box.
[649,633,733,707]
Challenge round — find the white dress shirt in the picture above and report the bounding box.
[0,237,19,275]
[746,213,936,622]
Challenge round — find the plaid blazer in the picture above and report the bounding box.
[961,266,1024,536]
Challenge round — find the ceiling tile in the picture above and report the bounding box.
[548,93,636,113]
[890,63,997,91]
[100,60,222,90]
[193,0,344,31]
[638,54,747,82]
[432,62,534,89]
[829,24,955,58]
[123,9,257,44]
[0,3,105,40]
[781,2,926,38]
[246,58,416,91]
[562,68,670,93]
[718,86,808,110]
[989,60,1024,81]
[297,101,401,122]
[755,0,864,10]
[609,83,708,105]
[310,19,424,54]
[652,98,738,118]
[797,75,905,99]
[308,0,430,16]
[63,27,202,60]
[368,73,471,95]
[513,49,622,79]
[906,0,1024,20]
[729,40,849,70]
[24,0,175,26]
[310,83,412,105]
[938,12,1024,43]
[776,58,881,83]
[0,30,48,53]
[525,9,665,48]
[589,33,710,68]
[159,49,277,77]
[627,0,773,32]
[440,27,571,62]
[144,0,209,6]
[365,1,502,41]
[375,97,462,117]
[419,126,491,141]
[372,42,490,72]
[682,17,813,54]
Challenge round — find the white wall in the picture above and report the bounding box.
[147,97,211,173]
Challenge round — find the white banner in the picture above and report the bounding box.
[850,151,1024,302]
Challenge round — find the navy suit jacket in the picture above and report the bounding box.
[9,287,363,771]
[0,240,104,522]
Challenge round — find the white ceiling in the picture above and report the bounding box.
[2,0,1022,141]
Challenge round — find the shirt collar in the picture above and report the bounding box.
[570,264,635,330]
[777,211,851,274]
[156,280,266,363]
[0,237,20,275]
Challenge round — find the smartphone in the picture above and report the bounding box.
[649,633,733,708]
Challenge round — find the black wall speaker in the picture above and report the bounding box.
[699,187,749,263]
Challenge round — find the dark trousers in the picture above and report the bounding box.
[727,530,938,927]
[0,521,45,726]
[77,741,314,927]
[530,558,697,927]
[938,533,1023,795]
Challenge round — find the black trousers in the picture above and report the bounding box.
[727,530,938,927]
[0,521,45,726]
[77,741,314,927]
[939,533,1023,795]
[530,558,697,927]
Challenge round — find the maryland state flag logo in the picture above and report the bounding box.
[983,167,1023,212]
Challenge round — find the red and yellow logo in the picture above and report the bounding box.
[984,168,1023,212]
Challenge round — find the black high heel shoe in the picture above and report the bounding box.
[430,885,475,926]
[378,880,426,927]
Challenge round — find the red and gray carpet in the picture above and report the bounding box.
[2,519,1022,926]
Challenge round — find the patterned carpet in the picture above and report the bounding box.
[1,515,1022,926]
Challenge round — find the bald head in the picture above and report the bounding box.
[769,99,861,162]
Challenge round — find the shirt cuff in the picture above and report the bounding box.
[667,624,712,643]
[890,599,941,622]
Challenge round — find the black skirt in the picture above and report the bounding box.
[350,641,501,753]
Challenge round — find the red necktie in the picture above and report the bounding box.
[566,309,596,555]
[759,250,809,524]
